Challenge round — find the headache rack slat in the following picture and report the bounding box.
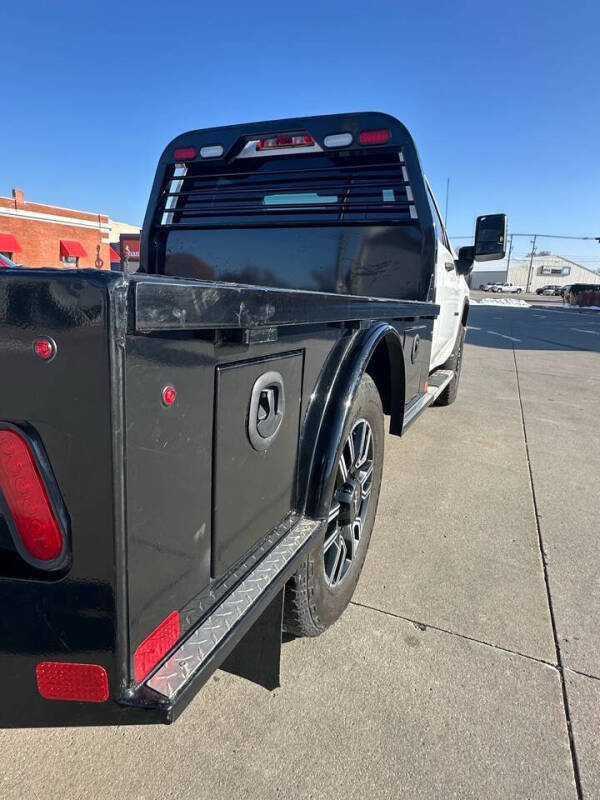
[160,202,414,217]
[163,178,410,200]
[158,155,417,227]
[167,158,407,182]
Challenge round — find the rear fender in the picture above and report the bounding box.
[297,322,405,520]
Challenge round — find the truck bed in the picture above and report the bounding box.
[0,268,437,726]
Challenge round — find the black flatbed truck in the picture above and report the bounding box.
[0,112,506,727]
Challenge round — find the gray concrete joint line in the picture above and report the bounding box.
[564,666,600,684]
[349,600,557,670]
[511,332,584,800]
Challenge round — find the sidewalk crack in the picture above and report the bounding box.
[349,600,557,669]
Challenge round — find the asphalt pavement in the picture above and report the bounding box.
[1,303,599,799]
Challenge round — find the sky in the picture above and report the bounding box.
[3,0,599,267]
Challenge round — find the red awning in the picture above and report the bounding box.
[109,245,120,261]
[60,239,87,258]
[0,233,22,252]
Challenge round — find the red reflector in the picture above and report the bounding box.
[173,147,197,161]
[36,662,109,702]
[257,134,314,150]
[0,429,63,561]
[162,385,177,406]
[134,611,180,682]
[359,129,391,145]
[33,336,56,361]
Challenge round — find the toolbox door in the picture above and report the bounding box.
[212,351,303,578]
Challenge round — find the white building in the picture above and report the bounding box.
[468,255,600,292]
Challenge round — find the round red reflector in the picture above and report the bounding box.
[33,337,56,360]
[173,147,197,161]
[162,385,177,406]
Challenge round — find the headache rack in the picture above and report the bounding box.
[156,151,419,229]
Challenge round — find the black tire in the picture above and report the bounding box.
[283,373,384,637]
[433,324,465,406]
[516,288,522,294]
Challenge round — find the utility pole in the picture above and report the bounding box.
[505,234,514,277]
[444,178,450,228]
[526,234,537,293]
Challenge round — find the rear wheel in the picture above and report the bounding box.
[283,374,384,637]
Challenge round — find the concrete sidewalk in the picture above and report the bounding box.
[0,305,598,799]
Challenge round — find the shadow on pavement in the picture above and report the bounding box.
[466,306,600,353]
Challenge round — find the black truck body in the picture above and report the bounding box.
[0,113,462,727]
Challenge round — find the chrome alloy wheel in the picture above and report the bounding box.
[324,419,374,588]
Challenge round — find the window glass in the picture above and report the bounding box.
[426,184,449,250]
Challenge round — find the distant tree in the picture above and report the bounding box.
[526,249,551,257]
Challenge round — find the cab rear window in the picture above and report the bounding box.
[157,152,418,228]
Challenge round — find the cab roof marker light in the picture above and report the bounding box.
[323,133,353,148]
[359,129,391,145]
[200,145,224,158]
[173,147,197,161]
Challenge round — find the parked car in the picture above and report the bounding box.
[563,283,600,305]
[479,281,501,291]
[536,284,562,296]
[0,111,507,728]
[492,282,524,293]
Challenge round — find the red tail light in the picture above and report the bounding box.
[0,428,64,562]
[36,662,109,702]
[134,611,180,682]
[257,134,314,150]
[359,129,391,145]
[173,147,197,161]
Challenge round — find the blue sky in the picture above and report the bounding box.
[3,0,599,266]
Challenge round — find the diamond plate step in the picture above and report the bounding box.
[146,517,321,700]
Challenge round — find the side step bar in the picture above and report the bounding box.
[402,369,454,432]
[143,517,322,705]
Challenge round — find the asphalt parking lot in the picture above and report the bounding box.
[1,302,598,799]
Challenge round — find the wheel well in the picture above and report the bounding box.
[365,342,391,415]
[364,332,405,435]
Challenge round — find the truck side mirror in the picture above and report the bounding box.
[456,246,475,276]
[474,214,507,262]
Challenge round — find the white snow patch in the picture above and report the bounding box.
[554,305,600,311]
[470,298,531,308]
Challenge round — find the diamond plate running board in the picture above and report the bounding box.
[146,518,320,700]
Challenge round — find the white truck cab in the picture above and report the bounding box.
[425,179,469,371]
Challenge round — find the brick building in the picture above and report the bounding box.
[0,188,136,270]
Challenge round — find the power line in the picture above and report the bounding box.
[450,232,599,240]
